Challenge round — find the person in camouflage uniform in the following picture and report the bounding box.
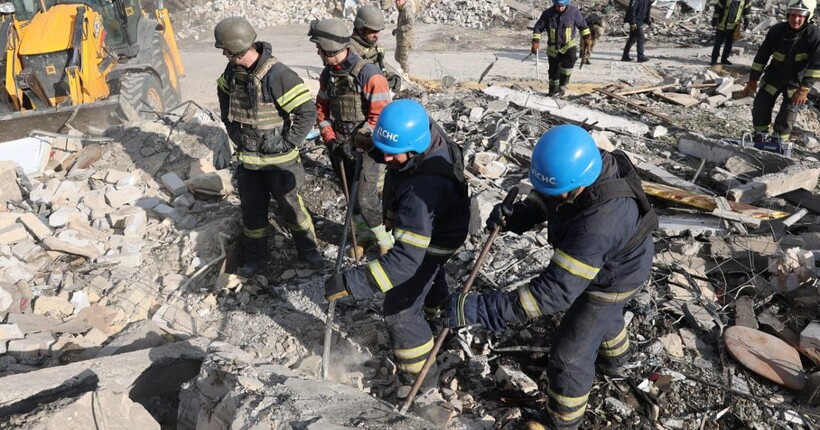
[393,0,416,74]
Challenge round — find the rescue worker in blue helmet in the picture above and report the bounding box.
[531,0,592,96]
[441,124,657,430]
[324,99,471,391]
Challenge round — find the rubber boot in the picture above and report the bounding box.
[237,237,267,278]
[292,229,326,270]
[548,80,560,96]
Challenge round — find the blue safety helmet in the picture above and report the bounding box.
[553,0,571,6]
[372,99,431,155]
[529,124,602,195]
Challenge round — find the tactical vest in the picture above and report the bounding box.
[327,60,368,133]
[351,36,402,92]
[550,150,657,259]
[228,57,281,131]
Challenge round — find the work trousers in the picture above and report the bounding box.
[383,255,452,375]
[543,291,634,429]
[623,24,646,59]
[547,47,578,91]
[395,30,415,74]
[752,83,801,140]
[329,149,385,232]
[237,160,317,252]
[710,29,735,64]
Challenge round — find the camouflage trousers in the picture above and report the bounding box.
[395,30,415,74]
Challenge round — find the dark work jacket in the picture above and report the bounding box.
[344,119,471,299]
[750,22,820,90]
[625,0,652,25]
[476,151,655,331]
[532,5,591,54]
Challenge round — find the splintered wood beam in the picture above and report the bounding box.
[595,88,672,123]
[615,83,677,96]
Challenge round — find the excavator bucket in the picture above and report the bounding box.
[0,96,139,142]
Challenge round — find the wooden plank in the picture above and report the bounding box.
[713,196,750,233]
[615,83,677,96]
[653,91,700,108]
[643,181,789,220]
[595,88,672,123]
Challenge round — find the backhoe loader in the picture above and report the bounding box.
[0,0,184,141]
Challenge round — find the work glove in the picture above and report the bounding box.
[441,293,480,328]
[710,17,718,28]
[531,41,539,54]
[629,23,637,32]
[645,17,654,28]
[791,86,810,106]
[741,80,757,98]
[324,273,350,301]
[333,140,358,161]
[486,200,515,232]
[259,134,290,154]
[353,128,374,152]
[583,36,593,48]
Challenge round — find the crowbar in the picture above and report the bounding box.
[399,187,519,413]
[322,152,363,380]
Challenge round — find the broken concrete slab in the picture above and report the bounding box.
[495,365,539,395]
[0,161,23,204]
[728,166,820,204]
[37,389,160,430]
[678,133,792,172]
[0,337,207,416]
[0,224,30,245]
[17,213,53,240]
[483,86,650,136]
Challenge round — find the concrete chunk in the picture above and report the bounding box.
[0,338,207,417]
[0,324,24,342]
[0,161,22,204]
[34,295,74,318]
[105,185,143,207]
[0,224,30,245]
[38,390,160,430]
[42,236,101,259]
[161,172,188,197]
[728,166,820,204]
[495,365,539,395]
[801,321,820,351]
[48,207,82,228]
[18,213,53,240]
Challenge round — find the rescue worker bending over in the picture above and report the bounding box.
[350,5,401,90]
[309,19,394,257]
[741,0,820,147]
[214,17,325,275]
[531,0,592,96]
[710,0,751,65]
[442,125,657,430]
[324,100,471,391]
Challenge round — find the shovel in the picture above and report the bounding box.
[399,187,519,413]
[322,152,363,380]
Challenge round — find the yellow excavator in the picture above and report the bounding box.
[0,0,184,141]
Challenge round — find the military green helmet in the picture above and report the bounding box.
[308,19,350,53]
[354,5,385,31]
[214,17,257,55]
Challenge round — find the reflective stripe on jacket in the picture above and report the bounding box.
[532,5,591,55]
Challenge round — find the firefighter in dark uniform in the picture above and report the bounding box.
[442,125,657,430]
[622,0,652,62]
[214,17,325,275]
[741,0,820,145]
[324,99,471,389]
[309,19,394,258]
[531,0,593,96]
[710,0,751,65]
[349,5,401,90]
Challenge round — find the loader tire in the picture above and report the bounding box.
[120,72,164,119]
[152,34,182,111]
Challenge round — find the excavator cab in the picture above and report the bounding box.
[0,0,184,141]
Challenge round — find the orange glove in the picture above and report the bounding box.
[583,37,593,48]
[791,86,809,106]
[741,80,757,98]
[531,41,539,54]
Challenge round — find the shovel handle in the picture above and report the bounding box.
[400,187,518,413]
